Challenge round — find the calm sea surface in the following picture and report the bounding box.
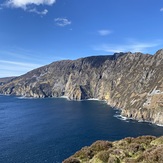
[0,95,163,163]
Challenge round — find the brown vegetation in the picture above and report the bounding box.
[63,136,163,163]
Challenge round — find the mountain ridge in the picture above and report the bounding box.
[0,49,163,125]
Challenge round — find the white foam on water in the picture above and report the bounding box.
[60,96,69,99]
[114,114,128,121]
[16,96,36,99]
[114,113,163,127]
[155,123,163,127]
[87,98,99,101]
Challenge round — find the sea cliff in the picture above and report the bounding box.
[0,49,163,125]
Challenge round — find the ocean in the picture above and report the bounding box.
[0,95,163,163]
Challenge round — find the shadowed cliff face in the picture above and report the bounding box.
[0,50,163,124]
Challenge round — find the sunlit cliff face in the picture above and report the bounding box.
[0,50,163,125]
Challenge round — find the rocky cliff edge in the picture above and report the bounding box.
[0,50,163,125]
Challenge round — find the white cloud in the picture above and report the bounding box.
[160,8,163,12]
[2,0,56,15]
[94,40,161,53]
[98,29,112,36]
[54,18,72,27]
[28,8,48,15]
[5,0,56,9]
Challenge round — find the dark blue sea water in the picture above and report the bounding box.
[0,95,163,163]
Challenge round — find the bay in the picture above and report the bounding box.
[0,95,163,163]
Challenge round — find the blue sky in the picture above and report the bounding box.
[0,0,163,77]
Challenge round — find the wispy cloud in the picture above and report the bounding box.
[28,8,48,15]
[0,60,42,77]
[0,60,41,68]
[0,46,69,78]
[160,8,163,12]
[2,0,56,15]
[94,40,161,53]
[98,29,112,36]
[0,49,41,62]
[0,47,68,65]
[54,18,72,27]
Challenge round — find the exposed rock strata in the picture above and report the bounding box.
[0,50,163,124]
[63,136,163,163]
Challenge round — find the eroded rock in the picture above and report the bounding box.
[0,50,163,124]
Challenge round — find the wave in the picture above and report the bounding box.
[114,113,163,127]
[60,96,69,99]
[156,124,163,127]
[87,98,99,101]
[16,96,36,99]
[114,114,128,121]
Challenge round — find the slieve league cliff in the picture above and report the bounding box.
[0,49,163,125]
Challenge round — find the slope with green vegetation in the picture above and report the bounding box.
[63,136,163,163]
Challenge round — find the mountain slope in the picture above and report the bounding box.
[0,49,163,125]
[0,77,16,86]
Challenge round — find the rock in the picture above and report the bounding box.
[0,49,163,125]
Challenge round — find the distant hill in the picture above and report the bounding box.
[0,49,163,125]
[0,77,16,86]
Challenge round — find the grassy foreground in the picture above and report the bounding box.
[63,136,163,163]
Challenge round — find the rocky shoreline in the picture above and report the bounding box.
[0,49,163,125]
[113,109,163,127]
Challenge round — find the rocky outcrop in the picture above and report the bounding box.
[0,49,163,124]
[0,77,16,86]
[63,136,163,163]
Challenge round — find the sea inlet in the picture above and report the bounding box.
[0,95,163,163]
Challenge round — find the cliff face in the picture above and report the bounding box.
[63,136,163,163]
[0,50,163,124]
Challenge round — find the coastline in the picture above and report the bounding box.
[113,109,163,127]
[1,93,163,127]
